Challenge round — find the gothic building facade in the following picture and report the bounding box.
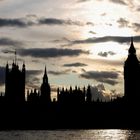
[124,37,140,103]
[5,62,25,104]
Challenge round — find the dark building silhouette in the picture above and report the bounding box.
[57,86,92,104]
[124,37,140,103]
[40,66,51,103]
[27,89,40,103]
[27,66,51,104]
[5,61,25,104]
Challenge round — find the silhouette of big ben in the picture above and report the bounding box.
[40,66,51,103]
[124,37,140,102]
[5,55,25,104]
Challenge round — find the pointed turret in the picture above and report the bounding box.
[22,61,25,72]
[129,37,136,55]
[44,65,47,75]
[12,60,15,68]
[40,66,51,103]
[125,37,139,65]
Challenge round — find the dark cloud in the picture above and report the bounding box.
[98,52,108,57]
[48,71,64,75]
[69,36,140,45]
[39,18,85,26]
[86,22,94,26]
[72,70,77,73]
[0,18,28,27]
[108,51,116,55]
[63,62,87,67]
[0,17,94,28]
[98,51,116,57]
[18,48,89,58]
[109,0,127,5]
[26,70,42,77]
[0,38,22,47]
[117,18,140,32]
[132,23,140,32]
[136,7,140,11]
[48,69,71,76]
[0,66,5,86]
[89,31,96,34]
[81,71,118,79]
[80,71,119,85]
[117,18,129,28]
[39,18,94,26]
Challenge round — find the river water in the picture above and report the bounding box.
[0,130,139,140]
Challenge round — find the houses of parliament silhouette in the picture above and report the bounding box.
[3,54,92,105]
[0,37,140,129]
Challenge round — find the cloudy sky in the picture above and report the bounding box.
[0,0,140,100]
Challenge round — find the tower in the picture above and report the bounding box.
[124,37,140,102]
[5,61,26,104]
[40,66,51,103]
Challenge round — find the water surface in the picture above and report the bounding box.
[0,129,139,140]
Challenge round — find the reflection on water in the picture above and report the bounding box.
[0,129,139,140]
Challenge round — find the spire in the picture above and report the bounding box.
[12,60,15,68]
[44,65,47,75]
[129,37,136,54]
[22,61,25,68]
[43,66,48,83]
